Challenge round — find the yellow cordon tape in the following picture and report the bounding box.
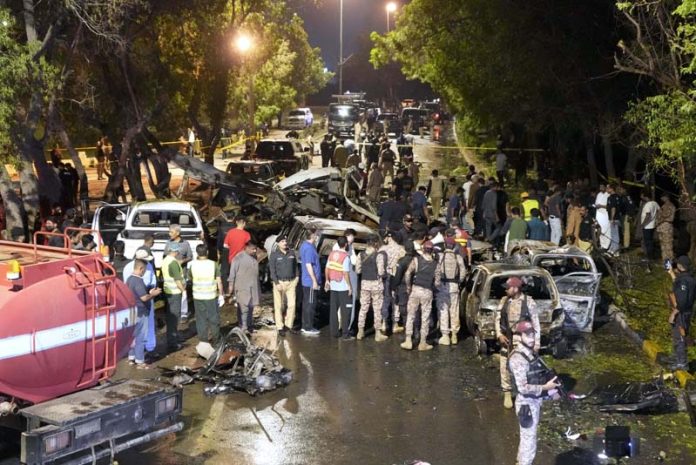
[355,141,545,152]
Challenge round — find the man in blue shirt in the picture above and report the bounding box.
[299,227,321,335]
[126,259,162,368]
[526,208,549,241]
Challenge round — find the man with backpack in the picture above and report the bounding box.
[436,237,466,345]
[401,241,441,351]
[356,236,388,342]
[495,276,541,409]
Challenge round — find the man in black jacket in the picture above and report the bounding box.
[269,235,298,335]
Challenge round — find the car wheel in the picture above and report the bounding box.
[473,329,488,356]
[551,338,568,359]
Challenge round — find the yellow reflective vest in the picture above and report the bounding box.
[190,259,218,301]
[162,255,183,295]
[522,199,540,221]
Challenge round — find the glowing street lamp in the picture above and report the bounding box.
[234,34,256,142]
[386,2,398,32]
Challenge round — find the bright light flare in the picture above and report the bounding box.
[386,2,398,13]
[235,34,253,54]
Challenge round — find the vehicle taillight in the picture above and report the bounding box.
[100,245,110,263]
[6,259,20,280]
[156,395,178,416]
[44,431,71,455]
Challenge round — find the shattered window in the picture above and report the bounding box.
[536,257,592,276]
[489,275,552,300]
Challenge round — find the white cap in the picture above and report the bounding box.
[134,248,153,261]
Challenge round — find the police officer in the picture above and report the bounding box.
[356,236,388,342]
[667,255,696,370]
[380,230,405,333]
[437,237,466,346]
[495,276,540,409]
[392,241,416,335]
[401,241,441,351]
[508,321,560,465]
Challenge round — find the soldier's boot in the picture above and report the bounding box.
[357,328,365,340]
[503,392,513,409]
[393,324,405,334]
[375,330,388,342]
[400,336,413,350]
[438,334,451,346]
[418,341,433,351]
[451,333,458,345]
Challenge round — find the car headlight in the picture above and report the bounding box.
[156,395,178,416]
[44,431,71,455]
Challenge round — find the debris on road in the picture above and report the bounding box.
[159,327,292,396]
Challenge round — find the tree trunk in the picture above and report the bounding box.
[584,131,599,187]
[50,104,89,209]
[141,129,171,197]
[601,130,616,179]
[0,165,27,242]
[624,145,641,180]
[18,158,40,237]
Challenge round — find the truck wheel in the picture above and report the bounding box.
[473,329,488,356]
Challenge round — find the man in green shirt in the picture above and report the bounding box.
[505,207,528,253]
[162,243,186,351]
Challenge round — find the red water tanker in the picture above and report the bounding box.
[0,235,136,404]
[0,232,183,465]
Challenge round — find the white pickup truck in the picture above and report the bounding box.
[92,200,205,267]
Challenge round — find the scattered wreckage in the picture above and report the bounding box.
[506,240,601,334]
[159,328,292,397]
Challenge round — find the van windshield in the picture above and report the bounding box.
[329,105,357,118]
[289,110,305,116]
[131,210,197,228]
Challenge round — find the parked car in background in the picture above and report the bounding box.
[328,103,359,139]
[286,108,314,129]
[460,263,566,357]
[375,112,403,135]
[226,160,278,186]
[401,107,430,134]
[245,139,310,176]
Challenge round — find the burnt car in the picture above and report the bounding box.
[225,160,278,186]
[460,263,565,357]
[507,241,601,333]
[245,139,311,176]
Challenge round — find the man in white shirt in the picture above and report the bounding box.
[187,127,195,157]
[594,185,611,250]
[640,191,660,266]
[494,149,508,187]
[462,174,474,205]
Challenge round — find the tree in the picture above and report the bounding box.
[616,0,696,199]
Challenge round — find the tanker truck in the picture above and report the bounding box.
[0,230,183,465]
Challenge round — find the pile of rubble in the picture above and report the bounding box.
[159,327,292,396]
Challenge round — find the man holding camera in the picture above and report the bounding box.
[667,255,696,371]
[495,276,541,409]
[508,320,560,465]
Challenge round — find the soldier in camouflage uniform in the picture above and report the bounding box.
[656,194,675,261]
[401,241,441,351]
[356,236,388,342]
[380,231,406,332]
[494,276,540,409]
[436,237,466,346]
[508,321,560,465]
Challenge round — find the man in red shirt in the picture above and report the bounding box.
[224,216,251,263]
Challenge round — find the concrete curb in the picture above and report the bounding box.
[608,304,694,388]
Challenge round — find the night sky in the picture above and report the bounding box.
[296,0,397,72]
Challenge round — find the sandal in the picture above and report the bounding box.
[135,363,150,370]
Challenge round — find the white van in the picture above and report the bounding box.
[93,200,205,268]
[285,108,314,129]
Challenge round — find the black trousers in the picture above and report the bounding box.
[330,290,352,337]
[642,227,655,260]
[672,312,692,367]
[302,286,317,331]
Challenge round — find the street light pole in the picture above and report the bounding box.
[339,0,344,95]
[235,34,256,146]
[386,2,397,32]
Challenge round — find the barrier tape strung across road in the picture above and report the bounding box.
[354,141,545,152]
